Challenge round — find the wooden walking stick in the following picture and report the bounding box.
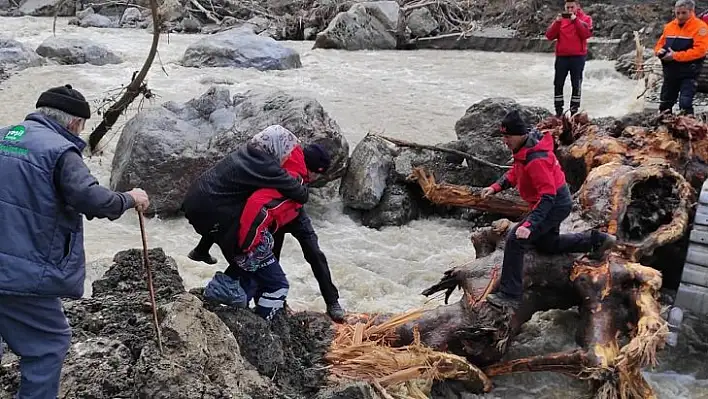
[138,210,164,355]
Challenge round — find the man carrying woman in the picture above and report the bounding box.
[182,125,344,321]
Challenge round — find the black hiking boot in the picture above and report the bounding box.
[589,231,617,260]
[188,248,218,265]
[486,292,521,309]
[326,301,346,323]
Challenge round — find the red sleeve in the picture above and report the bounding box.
[575,15,593,39]
[505,165,518,187]
[546,20,561,40]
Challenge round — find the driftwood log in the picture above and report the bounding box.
[325,113,706,399]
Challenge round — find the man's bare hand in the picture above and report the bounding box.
[570,13,576,21]
[516,226,531,239]
[480,187,495,199]
[127,188,150,212]
[556,14,562,22]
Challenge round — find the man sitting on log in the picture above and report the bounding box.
[655,0,708,116]
[480,110,616,309]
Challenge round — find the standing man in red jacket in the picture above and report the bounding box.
[545,0,593,117]
[480,110,615,309]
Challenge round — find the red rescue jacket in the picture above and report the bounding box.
[490,129,566,208]
[238,145,309,253]
[545,10,593,56]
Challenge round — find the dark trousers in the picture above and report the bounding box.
[498,189,594,299]
[272,210,340,305]
[554,55,587,116]
[660,73,698,115]
[225,255,289,321]
[0,295,72,399]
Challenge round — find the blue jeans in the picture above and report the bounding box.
[0,295,72,399]
[498,187,594,299]
[272,210,340,305]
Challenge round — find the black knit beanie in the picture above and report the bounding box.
[303,143,331,173]
[36,84,91,119]
[500,110,528,136]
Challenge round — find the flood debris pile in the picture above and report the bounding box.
[358,111,705,398]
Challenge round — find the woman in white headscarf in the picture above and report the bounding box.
[248,125,300,166]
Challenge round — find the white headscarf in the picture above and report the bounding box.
[249,125,299,165]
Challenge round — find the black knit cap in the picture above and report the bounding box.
[303,143,331,173]
[36,84,91,119]
[500,109,529,136]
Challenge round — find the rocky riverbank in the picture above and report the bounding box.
[1,0,701,56]
[1,246,707,398]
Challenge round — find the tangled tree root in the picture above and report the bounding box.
[323,112,705,398]
[327,309,492,398]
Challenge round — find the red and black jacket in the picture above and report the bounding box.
[545,9,593,57]
[238,145,309,253]
[490,129,567,231]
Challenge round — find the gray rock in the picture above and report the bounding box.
[110,86,349,215]
[614,48,654,79]
[36,37,122,66]
[340,134,396,210]
[454,97,551,186]
[181,27,302,71]
[0,36,45,73]
[360,183,420,228]
[157,0,183,22]
[76,6,94,19]
[315,382,378,399]
[58,338,134,397]
[406,7,438,38]
[180,17,201,33]
[314,1,404,50]
[18,0,74,16]
[119,7,142,27]
[79,13,115,28]
[132,294,275,398]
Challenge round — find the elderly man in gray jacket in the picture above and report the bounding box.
[0,84,150,399]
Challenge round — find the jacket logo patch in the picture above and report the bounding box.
[700,27,708,37]
[3,126,25,142]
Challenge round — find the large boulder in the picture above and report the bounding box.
[18,0,74,16]
[70,12,117,28]
[181,27,302,70]
[36,37,122,66]
[454,97,551,186]
[340,134,486,228]
[406,7,439,38]
[314,1,404,50]
[340,135,396,210]
[110,86,349,215]
[0,36,45,73]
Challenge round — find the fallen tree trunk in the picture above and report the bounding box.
[410,167,530,219]
[329,219,670,398]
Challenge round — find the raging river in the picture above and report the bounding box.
[0,16,706,399]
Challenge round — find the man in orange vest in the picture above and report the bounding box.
[655,0,708,115]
